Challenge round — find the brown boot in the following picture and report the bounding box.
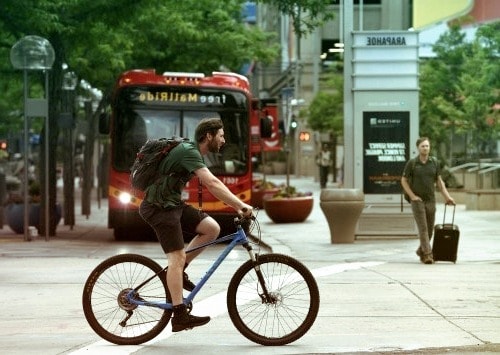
[171,304,210,332]
[416,248,424,262]
[422,253,434,264]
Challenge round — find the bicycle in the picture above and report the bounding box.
[82,212,320,346]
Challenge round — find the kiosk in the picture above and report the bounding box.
[348,31,420,237]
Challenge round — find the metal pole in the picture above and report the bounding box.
[23,69,29,242]
[285,97,291,189]
[44,70,50,241]
[97,137,101,209]
[359,0,363,31]
[343,0,354,188]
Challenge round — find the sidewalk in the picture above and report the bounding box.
[258,174,500,262]
[257,174,500,353]
[0,176,499,354]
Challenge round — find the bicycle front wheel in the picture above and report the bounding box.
[227,253,319,346]
[82,253,171,345]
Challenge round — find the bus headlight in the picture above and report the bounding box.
[118,192,132,204]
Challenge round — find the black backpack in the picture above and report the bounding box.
[130,137,188,192]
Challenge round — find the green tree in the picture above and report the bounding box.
[1,0,335,234]
[257,0,335,35]
[306,73,343,135]
[419,21,499,163]
[0,0,280,235]
[305,71,343,181]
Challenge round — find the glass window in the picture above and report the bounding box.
[113,109,249,175]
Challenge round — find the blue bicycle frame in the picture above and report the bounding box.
[127,221,256,310]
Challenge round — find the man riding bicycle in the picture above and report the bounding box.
[139,117,253,332]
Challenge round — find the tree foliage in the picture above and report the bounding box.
[306,73,343,135]
[0,0,283,234]
[256,0,335,35]
[0,0,332,233]
[420,21,500,161]
[0,0,280,130]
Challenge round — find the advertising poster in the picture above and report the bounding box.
[363,111,409,194]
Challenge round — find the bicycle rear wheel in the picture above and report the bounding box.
[82,253,171,345]
[227,253,319,346]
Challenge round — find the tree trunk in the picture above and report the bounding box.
[81,100,101,217]
[39,34,63,237]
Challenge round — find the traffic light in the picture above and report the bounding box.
[299,131,311,141]
[0,140,7,150]
[290,116,298,131]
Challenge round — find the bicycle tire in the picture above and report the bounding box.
[227,253,319,346]
[82,253,171,345]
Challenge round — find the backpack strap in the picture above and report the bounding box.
[430,156,439,180]
[198,178,203,210]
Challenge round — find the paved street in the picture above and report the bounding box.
[0,175,499,354]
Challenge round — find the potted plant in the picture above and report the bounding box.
[4,182,62,234]
[263,184,314,223]
[251,179,280,209]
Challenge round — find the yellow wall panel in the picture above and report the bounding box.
[413,0,474,29]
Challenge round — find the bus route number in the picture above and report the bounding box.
[221,177,239,185]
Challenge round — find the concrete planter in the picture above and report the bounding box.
[5,203,62,234]
[320,189,364,243]
[263,196,314,223]
[251,187,280,209]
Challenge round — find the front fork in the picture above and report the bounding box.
[242,243,274,303]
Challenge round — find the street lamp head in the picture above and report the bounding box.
[62,71,78,90]
[10,35,55,70]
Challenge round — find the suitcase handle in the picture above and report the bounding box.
[443,203,456,225]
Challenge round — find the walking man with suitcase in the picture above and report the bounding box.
[401,137,455,264]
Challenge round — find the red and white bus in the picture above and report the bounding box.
[101,69,278,240]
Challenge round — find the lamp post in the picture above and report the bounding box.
[10,35,55,241]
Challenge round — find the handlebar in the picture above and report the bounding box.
[241,208,255,220]
[234,208,255,225]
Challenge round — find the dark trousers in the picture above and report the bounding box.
[319,166,329,188]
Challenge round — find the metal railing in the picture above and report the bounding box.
[449,160,500,189]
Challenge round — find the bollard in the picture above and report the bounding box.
[320,188,365,243]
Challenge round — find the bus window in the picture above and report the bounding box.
[139,109,180,139]
[182,111,220,141]
[114,109,180,171]
[183,111,248,175]
[114,111,148,171]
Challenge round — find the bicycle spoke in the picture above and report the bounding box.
[82,254,172,345]
[227,254,319,345]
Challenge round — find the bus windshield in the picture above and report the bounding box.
[113,86,249,176]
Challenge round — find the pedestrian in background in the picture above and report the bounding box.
[401,137,455,264]
[316,144,332,189]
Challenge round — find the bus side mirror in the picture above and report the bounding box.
[99,113,110,135]
[260,116,273,138]
[251,98,259,111]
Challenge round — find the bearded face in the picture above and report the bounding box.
[208,129,225,153]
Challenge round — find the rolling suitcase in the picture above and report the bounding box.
[432,204,460,263]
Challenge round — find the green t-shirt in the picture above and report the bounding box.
[145,142,206,208]
[403,157,440,202]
